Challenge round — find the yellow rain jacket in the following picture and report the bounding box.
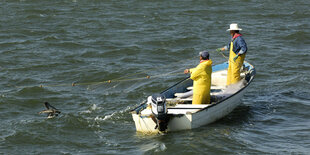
[189,59,212,104]
[227,42,246,85]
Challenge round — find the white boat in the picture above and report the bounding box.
[131,61,256,133]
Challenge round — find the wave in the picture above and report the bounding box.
[282,30,310,43]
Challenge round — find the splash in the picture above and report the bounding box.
[103,113,116,121]
[155,143,167,152]
[139,142,167,153]
[80,104,103,114]
[92,106,132,122]
[91,104,99,111]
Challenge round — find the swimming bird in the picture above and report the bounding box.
[38,102,61,118]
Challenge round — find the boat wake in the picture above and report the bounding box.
[138,142,167,153]
[93,105,132,122]
[80,104,103,114]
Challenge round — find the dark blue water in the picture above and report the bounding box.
[0,0,309,154]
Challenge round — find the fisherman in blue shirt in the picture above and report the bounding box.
[217,23,247,85]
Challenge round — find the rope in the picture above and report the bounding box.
[210,50,238,65]
[85,58,193,91]
[24,70,185,89]
[219,51,229,60]
[14,52,201,89]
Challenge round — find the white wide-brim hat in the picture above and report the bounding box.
[227,23,242,31]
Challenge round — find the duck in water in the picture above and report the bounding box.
[38,102,61,118]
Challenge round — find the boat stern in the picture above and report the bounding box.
[131,107,193,133]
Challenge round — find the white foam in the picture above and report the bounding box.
[103,112,116,120]
[155,143,167,152]
[139,142,167,153]
[91,104,98,110]
[80,104,103,114]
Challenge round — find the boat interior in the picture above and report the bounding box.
[162,65,252,115]
[133,62,255,116]
[167,69,248,102]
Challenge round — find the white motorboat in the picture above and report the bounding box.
[131,61,256,133]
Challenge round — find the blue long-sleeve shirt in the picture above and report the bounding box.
[224,36,247,55]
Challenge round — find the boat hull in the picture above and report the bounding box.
[132,85,247,132]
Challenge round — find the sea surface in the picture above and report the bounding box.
[0,0,309,154]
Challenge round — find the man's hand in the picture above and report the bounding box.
[184,69,190,74]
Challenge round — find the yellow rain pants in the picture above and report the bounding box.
[227,41,245,85]
[189,59,212,104]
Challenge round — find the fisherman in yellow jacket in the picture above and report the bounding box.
[217,23,247,85]
[184,51,212,104]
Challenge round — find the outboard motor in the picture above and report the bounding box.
[150,94,169,132]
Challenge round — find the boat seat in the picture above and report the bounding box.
[175,90,222,97]
[187,85,226,91]
[174,93,187,97]
[174,90,193,98]
[168,104,210,114]
[168,92,226,104]
[211,85,226,90]
[167,97,192,102]
[175,85,226,99]
[187,86,193,90]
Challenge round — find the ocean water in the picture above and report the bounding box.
[0,0,309,154]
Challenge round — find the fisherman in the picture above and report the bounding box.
[216,23,247,85]
[184,51,212,104]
